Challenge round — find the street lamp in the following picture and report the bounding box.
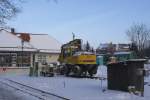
[21,40,24,67]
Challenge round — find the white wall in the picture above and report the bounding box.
[35,53,59,64]
[0,67,29,75]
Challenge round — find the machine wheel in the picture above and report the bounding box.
[59,65,65,75]
[65,65,71,76]
[88,65,98,76]
[72,65,82,76]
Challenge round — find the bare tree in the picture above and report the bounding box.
[85,41,90,51]
[0,0,22,25]
[126,23,150,57]
[0,0,57,26]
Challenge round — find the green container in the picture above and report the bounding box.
[96,56,103,65]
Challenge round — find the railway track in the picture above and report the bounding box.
[0,78,70,100]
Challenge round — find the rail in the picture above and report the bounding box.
[0,78,70,100]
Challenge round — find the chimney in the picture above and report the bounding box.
[10,28,17,35]
[11,28,15,33]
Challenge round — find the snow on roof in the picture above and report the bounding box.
[29,34,61,53]
[0,47,36,52]
[114,51,132,55]
[128,59,146,62]
[0,30,21,47]
[0,30,61,53]
[0,30,35,51]
[73,51,94,56]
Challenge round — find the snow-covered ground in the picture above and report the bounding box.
[1,65,150,100]
[0,82,39,100]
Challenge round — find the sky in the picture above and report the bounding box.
[7,0,150,48]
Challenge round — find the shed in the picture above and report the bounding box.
[107,59,146,96]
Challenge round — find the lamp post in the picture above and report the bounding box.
[72,32,75,40]
[21,40,24,67]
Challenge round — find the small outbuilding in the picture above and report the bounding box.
[107,59,146,96]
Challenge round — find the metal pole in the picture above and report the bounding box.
[72,32,75,40]
[21,40,24,67]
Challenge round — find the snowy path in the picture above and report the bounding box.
[1,65,150,100]
[1,75,146,100]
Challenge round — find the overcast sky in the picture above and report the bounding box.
[7,0,150,48]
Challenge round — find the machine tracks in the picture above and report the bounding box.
[0,78,70,100]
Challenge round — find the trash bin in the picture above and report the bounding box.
[107,59,146,95]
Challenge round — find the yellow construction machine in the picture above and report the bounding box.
[58,39,98,77]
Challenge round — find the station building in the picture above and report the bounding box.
[0,29,61,68]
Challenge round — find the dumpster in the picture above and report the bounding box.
[107,59,146,96]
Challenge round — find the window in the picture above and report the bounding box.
[38,55,47,64]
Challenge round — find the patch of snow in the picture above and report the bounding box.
[95,65,107,78]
